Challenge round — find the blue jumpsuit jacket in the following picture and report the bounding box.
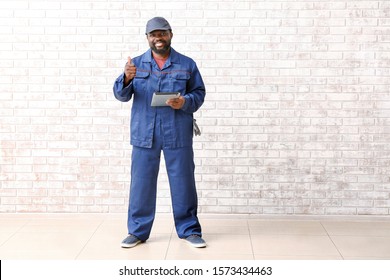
[113,48,206,148]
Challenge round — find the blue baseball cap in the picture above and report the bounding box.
[145,17,172,34]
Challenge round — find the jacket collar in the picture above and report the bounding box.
[143,48,180,66]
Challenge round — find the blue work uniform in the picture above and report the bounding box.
[113,48,206,241]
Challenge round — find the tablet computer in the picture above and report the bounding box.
[151,92,180,106]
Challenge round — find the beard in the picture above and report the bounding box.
[149,39,171,55]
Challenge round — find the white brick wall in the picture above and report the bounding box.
[1,0,389,215]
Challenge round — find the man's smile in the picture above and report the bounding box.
[154,41,165,48]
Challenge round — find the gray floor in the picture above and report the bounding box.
[1,214,390,260]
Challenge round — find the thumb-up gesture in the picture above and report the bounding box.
[124,56,136,86]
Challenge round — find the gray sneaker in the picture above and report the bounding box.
[184,235,207,248]
[121,234,143,248]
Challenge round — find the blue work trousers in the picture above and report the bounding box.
[127,115,202,241]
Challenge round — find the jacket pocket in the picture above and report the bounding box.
[170,71,190,94]
[133,70,150,93]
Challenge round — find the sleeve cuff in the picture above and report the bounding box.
[181,95,191,112]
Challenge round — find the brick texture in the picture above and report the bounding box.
[1,0,389,215]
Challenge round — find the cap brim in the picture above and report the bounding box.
[146,28,171,34]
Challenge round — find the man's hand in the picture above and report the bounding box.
[124,56,136,86]
[166,96,185,110]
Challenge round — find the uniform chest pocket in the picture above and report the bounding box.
[133,70,150,93]
[170,72,190,94]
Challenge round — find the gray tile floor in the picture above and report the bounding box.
[1,214,390,260]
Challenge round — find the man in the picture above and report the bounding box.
[113,17,206,248]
